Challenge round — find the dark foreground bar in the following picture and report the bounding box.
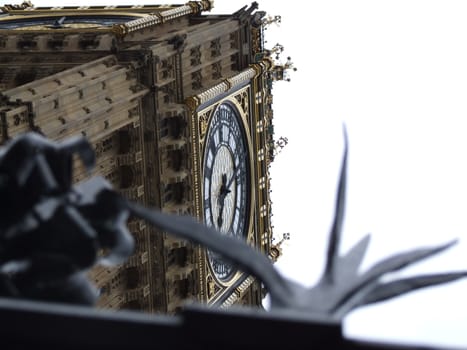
[0,297,449,350]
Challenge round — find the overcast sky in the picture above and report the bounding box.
[237,1,467,348]
[20,0,467,348]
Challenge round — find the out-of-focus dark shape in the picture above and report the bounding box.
[124,128,467,320]
[0,131,466,323]
[0,133,134,305]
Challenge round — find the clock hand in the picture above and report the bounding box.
[216,173,229,229]
[225,161,244,191]
[217,202,224,228]
[49,16,66,29]
[218,174,229,199]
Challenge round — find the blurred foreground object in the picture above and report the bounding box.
[1,132,466,322]
[0,133,134,305]
[1,132,465,349]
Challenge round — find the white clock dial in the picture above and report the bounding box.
[202,102,250,281]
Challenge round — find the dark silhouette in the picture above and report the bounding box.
[0,131,465,323]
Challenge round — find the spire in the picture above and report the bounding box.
[269,232,290,263]
[272,136,288,157]
[258,42,297,82]
[262,15,281,29]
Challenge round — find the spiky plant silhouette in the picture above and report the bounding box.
[130,128,467,320]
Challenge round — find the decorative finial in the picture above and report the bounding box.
[264,44,297,82]
[262,15,281,29]
[278,232,290,245]
[269,233,291,262]
[270,43,284,60]
[4,0,33,10]
[273,136,288,157]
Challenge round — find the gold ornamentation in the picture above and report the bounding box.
[251,27,261,55]
[207,275,215,298]
[219,276,255,309]
[184,95,200,112]
[206,274,221,299]
[233,90,249,115]
[198,110,210,141]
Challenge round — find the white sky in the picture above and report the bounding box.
[247,1,467,348]
[17,0,467,348]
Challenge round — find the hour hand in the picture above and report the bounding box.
[217,206,224,228]
[217,192,225,229]
[216,173,227,228]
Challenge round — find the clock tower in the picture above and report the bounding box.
[0,1,289,313]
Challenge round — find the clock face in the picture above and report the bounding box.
[202,102,250,282]
[0,15,136,30]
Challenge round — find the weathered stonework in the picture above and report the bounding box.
[0,1,276,313]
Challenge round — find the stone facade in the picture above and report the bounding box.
[0,1,279,313]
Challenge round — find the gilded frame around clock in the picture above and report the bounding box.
[194,85,256,300]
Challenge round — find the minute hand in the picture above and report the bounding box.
[226,161,244,191]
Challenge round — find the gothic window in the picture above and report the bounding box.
[169,149,184,171]
[119,165,134,189]
[163,182,185,204]
[176,278,190,298]
[166,182,185,203]
[190,45,201,66]
[126,266,140,289]
[230,53,239,70]
[211,61,222,80]
[160,115,186,140]
[191,70,203,90]
[160,83,175,103]
[174,247,188,266]
[229,32,238,49]
[159,59,173,80]
[210,37,221,58]
[168,115,186,138]
[118,130,131,154]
